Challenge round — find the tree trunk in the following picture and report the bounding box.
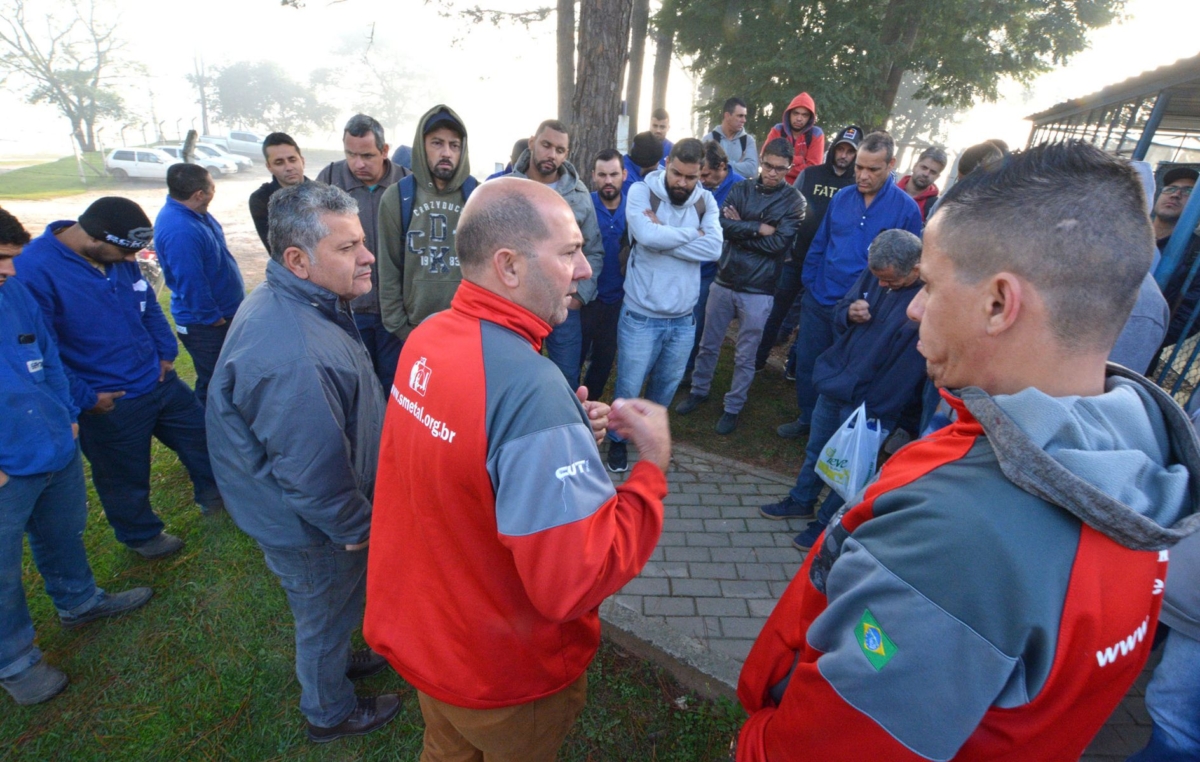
[571,0,634,170]
[557,0,576,122]
[876,0,922,122]
[195,57,211,136]
[651,30,672,111]
[625,0,649,143]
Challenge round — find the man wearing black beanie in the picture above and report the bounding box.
[14,196,222,560]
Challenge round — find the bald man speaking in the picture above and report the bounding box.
[364,178,671,761]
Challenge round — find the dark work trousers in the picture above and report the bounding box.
[580,298,622,402]
[177,320,230,408]
[756,260,805,369]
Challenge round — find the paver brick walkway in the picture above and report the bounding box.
[600,442,1152,761]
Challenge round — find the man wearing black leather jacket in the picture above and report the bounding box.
[677,138,805,434]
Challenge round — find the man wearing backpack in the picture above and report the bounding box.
[377,105,477,346]
[708,97,758,179]
[764,92,825,184]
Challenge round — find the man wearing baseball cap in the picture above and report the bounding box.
[622,131,663,198]
[14,197,221,560]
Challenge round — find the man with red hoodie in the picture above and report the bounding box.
[365,178,671,761]
[735,141,1200,761]
[898,146,947,221]
[764,93,825,184]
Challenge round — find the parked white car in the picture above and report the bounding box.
[154,146,238,176]
[105,148,173,180]
[200,130,264,158]
[193,143,253,170]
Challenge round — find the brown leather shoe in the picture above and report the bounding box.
[307,694,400,743]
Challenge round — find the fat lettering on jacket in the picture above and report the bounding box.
[810,183,841,199]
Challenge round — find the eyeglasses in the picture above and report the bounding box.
[761,162,792,175]
[1162,185,1194,197]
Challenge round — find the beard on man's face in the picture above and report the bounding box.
[431,161,456,181]
[668,185,691,204]
[599,184,619,201]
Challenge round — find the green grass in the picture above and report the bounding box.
[5,290,742,761]
[0,153,119,200]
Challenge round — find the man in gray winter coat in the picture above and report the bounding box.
[511,119,605,387]
[206,182,397,744]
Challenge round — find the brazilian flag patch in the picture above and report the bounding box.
[855,609,896,671]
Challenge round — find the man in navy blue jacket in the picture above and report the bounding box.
[778,131,923,440]
[0,207,153,706]
[155,163,245,407]
[15,197,221,560]
[761,230,926,547]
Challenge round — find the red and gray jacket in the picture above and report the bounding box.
[738,367,1200,761]
[364,280,667,709]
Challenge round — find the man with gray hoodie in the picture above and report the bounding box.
[377,105,477,347]
[607,138,722,472]
[511,119,605,387]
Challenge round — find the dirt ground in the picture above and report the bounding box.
[3,167,274,288]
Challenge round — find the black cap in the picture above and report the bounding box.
[1163,166,1199,188]
[629,132,663,169]
[832,125,863,150]
[78,197,153,252]
[423,108,466,139]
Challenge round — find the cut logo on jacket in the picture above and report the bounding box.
[556,459,589,481]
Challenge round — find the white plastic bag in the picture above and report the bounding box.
[815,404,885,502]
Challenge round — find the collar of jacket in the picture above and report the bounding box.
[164,194,208,222]
[451,280,552,352]
[264,258,355,325]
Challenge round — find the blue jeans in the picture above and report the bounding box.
[610,307,694,442]
[354,312,402,393]
[259,543,367,727]
[177,320,230,408]
[685,271,715,376]
[793,293,836,421]
[1130,628,1200,761]
[545,309,583,388]
[756,261,804,369]
[789,396,893,524]
[0,448,102,679]
[78,372,220,547]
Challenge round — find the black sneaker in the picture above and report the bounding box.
[776,418,810,439]
[792,520,828,552]
[307,694,401,743]
[784,369,797,382]
[715,412,739,435]
[130,532,184,560]
[346,649,389,681]
[607,441,629,473]
[60,587,154,630]
[759,497,816,521]
[674,394,708,415]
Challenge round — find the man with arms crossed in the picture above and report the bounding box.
[736,141,1200,760]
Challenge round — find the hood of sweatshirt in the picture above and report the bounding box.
[783,92,818,138]
[511,150,590,201]
[958,365,1200,552]
[411,104,472,196]
[646,167,707,210]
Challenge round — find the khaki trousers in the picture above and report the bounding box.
[418,673,588,762]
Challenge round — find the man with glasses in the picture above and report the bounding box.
[772,131,922,452]
[676,138,804,434]
[1152,167,1200,351]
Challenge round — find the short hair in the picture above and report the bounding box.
[344,114,385,152]
[267,181,359,264]
[262,132,301,160]
[859,131,896,163]
[594,148,622,167]
[0,207,31,247]
[510,138,529,165]
[702,141,728,170]
[668,137,704,166]
[456,190,550,271]
[166,163,211,200]
[987,138,1011,156]
[868,229,922,274]
[935,140,1153,352]
[535,119,570,140]
[762,137,794,163]
[958,142,1005,177]
[918,146,948,167]
[651,108,670,121]
[722,97,746,115]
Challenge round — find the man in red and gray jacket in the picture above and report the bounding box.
[365,177,671,761]
[737,141,1200,760]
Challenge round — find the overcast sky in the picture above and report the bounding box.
[1,0,1197,173]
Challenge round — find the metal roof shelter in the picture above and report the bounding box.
[1028,53,1200,407]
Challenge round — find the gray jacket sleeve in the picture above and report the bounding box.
[732,134,758,178]
[233,359,372,545]
[574,194,605,305]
